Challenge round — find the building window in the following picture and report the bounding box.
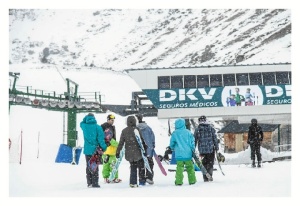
[210,74,222,87]
[171,76,183,88]
[158,76,170,89]
[184,75,196,88]
[223,74,236,86]
[249,73,262,85]
[262,72,276,85]
[236,73,249,85]
[276,72,290,84]
[197,75,209,87]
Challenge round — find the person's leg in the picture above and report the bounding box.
[129,161,138,185]
[185,160,196,185]
[146,157,154,181]
[85,155,92,186]
[175,161,184,185]
[137,159,146,185]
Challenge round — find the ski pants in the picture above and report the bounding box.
[102,154,118,179]
[145,157,154,181]
[85,155,99,186]
[201,153,215,181]
[175,160,196,185]
[250,143,262,162]
[129,159,146,185]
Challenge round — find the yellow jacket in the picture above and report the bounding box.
[104,138,118,156]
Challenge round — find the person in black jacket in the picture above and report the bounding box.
[194,115,219,182]
[116,115,148,188]
[247,118,263,167]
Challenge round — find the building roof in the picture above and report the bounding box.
[218,120,280,133]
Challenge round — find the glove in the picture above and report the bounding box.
[116,153,120,159]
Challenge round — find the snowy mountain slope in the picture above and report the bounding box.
[9,9,291,70]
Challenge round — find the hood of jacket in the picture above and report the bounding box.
[175,118,186,130]
[127,115,137,127]
[82,115,97,124]
[137,122,148,130]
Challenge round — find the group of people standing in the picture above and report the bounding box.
[80,112,263,188]
[80,113,156,188]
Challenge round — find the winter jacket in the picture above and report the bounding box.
[116,116,147,162]
[194,122,219,155]
[80,115,107,155]
[169,118,195,161]
[136,122,155,157]
[101,122,118,155]
[247,124,263,145]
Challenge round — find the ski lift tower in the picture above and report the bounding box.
[9,72,104,148]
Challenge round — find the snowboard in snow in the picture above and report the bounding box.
[153,149,167,176]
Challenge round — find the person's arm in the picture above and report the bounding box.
[247,127,251,144]
[96,125,107,152]
[193,128,198,149]
[212,127,219,151]
[259,126,264,142]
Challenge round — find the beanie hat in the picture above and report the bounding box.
[198,115,206,123]
[88,113,94,116]
[107,114,115,120]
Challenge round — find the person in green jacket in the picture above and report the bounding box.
[80,113,107,188]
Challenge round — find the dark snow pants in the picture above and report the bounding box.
[201,152,215,181]
[129,159,146,185]
[85,155,99,186]
[146,157,154,181]
[250,143,262,162]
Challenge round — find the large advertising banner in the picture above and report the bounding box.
[143,85,291,109]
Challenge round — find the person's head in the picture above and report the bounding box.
[251,118,258,126]
[198,115,206,123]
[87,113,94,117]
[107,114,115,125]
[135,114,143,123]
[127,115,136,127]
[230,94,235,99]
[247,88,251,92]
[235,88,240,93]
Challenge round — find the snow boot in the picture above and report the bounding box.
[251,161,256,168]
[257,161,261,168]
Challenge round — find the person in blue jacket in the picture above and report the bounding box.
[80,113,107,188]
[169,118,196,186]
[136,114,155,185]
[194,115,219,182]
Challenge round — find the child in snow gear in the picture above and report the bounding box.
[101,114,121,183]
[169,118,197,186]
[80,113,107,188]
[247,118,263,167]
[194,115,219,182]
[136,114,155,184]
[116,116,148,187]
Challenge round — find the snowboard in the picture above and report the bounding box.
[153,149,167,176]
[87,147,103,173]
[108,147,125,182]
[192,151,213,181]
[215,150,225,175]
[134,129,152,174]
